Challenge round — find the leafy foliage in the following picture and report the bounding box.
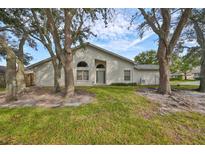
[178,8,205,63]
[170,50,200,76]
[0,47,33,65]
[134,50,158,64]
[0,9,38,65]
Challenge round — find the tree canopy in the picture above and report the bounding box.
[134,50,158,64]
[133,8,192,94]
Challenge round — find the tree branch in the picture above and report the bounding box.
[72,12,84,42]
[193,21,205,48]
[31,9,56,58]
[152,8,161,30]
[138,8,161,36]
[45,8,64,62]
[18,32,28,61]
[64,9,73,52]
[168,9,192,55]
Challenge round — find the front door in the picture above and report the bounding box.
[96,70,105,84]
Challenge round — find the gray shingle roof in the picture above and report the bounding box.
[134,64,159,70]
[26,57,52,70]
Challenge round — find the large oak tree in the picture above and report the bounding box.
[135,8,192,94]
[40,8,109,97]
[180,9,205,91]
[0,9,36,101]
[0,9,36,96]
[31,9,62,92]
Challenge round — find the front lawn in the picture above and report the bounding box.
[0,86,205,144]
[170,80,199,86]
[137,84,199,90]
[0,88,5,92]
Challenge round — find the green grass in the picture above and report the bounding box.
[137,84,199,91]
[171,85,199,90]
[171,80,198,85]
[170,79,198,81]
[0,86,205,144]
[0,88,5,92]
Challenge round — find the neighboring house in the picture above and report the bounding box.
[170,72,184,80]
[0,65,34,88]
[27,43,159,86]
[171,66,201,80]
[0,65,6,88]
[191,66,200,79]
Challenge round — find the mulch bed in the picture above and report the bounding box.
[138,88,205,115]
[0,87,95,108]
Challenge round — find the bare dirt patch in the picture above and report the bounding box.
[138,88,205,115]
[0,87,95,108]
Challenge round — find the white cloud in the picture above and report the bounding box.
[95,40,133,52]
[92,39,145,60]
[87,9,156,60]
[125,31,154,49]
[90,9,138,41]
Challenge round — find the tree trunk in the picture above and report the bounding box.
[158,58,171,94]
[199,48,205,92]
[6,46,17,101]
[16,34,27,92]
[184,72,187,80]
[63,50,74,97]
[52,59,62,93]
[193,21,205,92]
[0,38,17,101]
[63,9,75,98]
[199,65,205,92]
[16,58,25,92]
[157,40,171,94]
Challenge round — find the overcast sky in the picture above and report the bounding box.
[0,9,159,66]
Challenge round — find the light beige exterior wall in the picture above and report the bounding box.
[31,61,54,86]
[73,46,135,85]
[30,46,159,86]
[134,70,159,85]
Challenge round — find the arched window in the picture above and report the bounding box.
[77,61,89,81]
[77,61,88,67]
[96,64,105,68]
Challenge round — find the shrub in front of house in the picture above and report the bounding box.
[170,75,184,81]
[110,83,138,86]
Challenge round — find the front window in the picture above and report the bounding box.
[77,61,89,81]
[124,70,131,81]
[77,70,89,80]
[77,61,88,67]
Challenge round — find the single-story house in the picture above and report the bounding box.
[0,65,35,87]
[0,65,6,88]
[170,72,184,80]
[170,66,201,80]
[27,43,159,86]
[191,66,200,79]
